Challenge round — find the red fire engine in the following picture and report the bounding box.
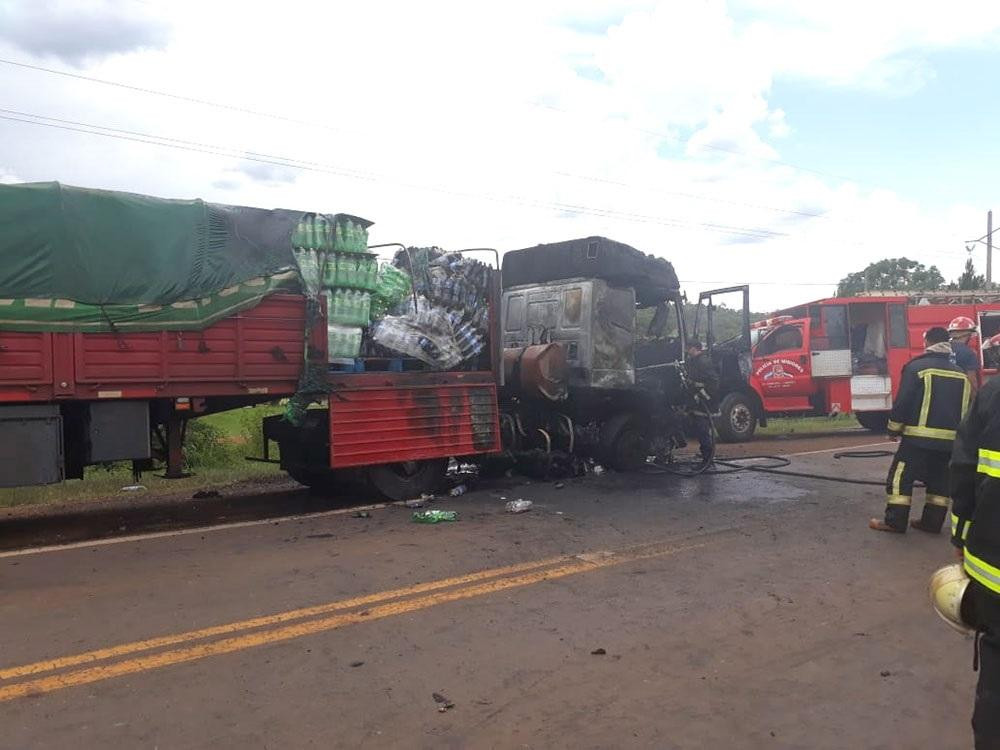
[700,288,1000,442]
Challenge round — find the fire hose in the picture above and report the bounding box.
[647,449,895,487]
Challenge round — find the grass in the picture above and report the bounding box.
[0,404,287,509]
[756,413,860,437]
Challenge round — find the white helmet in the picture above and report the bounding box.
[929,563,974,635]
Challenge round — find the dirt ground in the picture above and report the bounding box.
[0,432,977,749]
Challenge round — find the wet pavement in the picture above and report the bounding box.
[0,433,975,749]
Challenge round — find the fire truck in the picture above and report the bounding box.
[699,287,1000,442]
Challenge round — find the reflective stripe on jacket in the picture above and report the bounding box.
[888,351,969,451]
[950,379,1000,596]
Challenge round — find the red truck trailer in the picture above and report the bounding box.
[699,287,1000,441]
[0,184,501,495]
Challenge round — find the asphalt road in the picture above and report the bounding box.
[0,435,977,749]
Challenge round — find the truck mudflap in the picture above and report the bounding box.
[328,373,500,469]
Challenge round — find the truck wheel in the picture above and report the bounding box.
[856,411,889,432]
[367,459,448,501]
[286,467,343,496]
[715,393,757,443]
[609,426,649,472]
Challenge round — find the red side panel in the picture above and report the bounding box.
[73,294,313,387]
[0,331,52,386]
[328,375,501,469]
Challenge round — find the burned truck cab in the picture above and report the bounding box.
[498,237,693,472]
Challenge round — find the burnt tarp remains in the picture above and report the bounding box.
[500,236,679,307]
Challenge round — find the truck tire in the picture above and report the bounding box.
[856,411,890,432]
[366,459,448,501]
[600,414,649,472]
[286,467,343,496]
[715,392,758,443]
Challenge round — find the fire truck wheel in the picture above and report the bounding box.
[855,411,889,432]
[715,392,757,443]
[367,459,448,501]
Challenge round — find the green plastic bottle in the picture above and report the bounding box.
[412,510,459,523]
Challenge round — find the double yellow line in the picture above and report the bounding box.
[0,530,729,702]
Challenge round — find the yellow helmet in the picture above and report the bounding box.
[929,563,973,635]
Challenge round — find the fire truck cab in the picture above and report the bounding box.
[699,288,1000,442]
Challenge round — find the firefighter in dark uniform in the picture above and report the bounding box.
[869,326,971,534]
[685,340,719,460]
[950,374,1000,748]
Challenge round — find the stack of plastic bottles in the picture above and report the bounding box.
[370,247,490,370]
[291,214,378,360]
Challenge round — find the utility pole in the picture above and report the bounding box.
[989,210,993,286]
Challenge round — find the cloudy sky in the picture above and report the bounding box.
[1,0,999,310]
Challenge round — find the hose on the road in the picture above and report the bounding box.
[833,450,896,459]
[647,451,889,487]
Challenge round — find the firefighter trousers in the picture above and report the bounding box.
[969,582,1000,749]
[882,441,950,532]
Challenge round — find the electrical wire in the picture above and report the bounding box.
[0,55,881,229]
[0,109,793,240]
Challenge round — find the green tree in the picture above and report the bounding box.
[836,257,945,296]
[956,257,986,290]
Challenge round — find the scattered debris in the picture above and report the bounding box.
[449,484,467,497]
[432,692,455,712]
[554,482,565,489]
[592,465,605,475]
[880,670,891,678]
[506,499,533,513]
[305,533,335,540]
[404,498,426,508]
[192,489,220,499]
[352,511,371,519]
[412,510,459,523]
[591,648,607,656]
[120,485,146,492]
[350,661,365,668]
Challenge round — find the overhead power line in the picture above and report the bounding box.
[0,108,789,240]
[0,56,864,222]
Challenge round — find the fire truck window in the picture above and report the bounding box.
[758,325,802,356]
[889,304,907,348]
[821,305,849,349]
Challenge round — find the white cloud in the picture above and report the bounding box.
[0,0,992,310]
[0,0,170,66]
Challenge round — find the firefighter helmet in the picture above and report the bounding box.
[948,316,977,334]
[929,563,973,635]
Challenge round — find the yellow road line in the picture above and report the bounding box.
[0,554,566,681]
[0,537,718,702]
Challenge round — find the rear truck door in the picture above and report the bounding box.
[808,303,853,378]
[751,320,813,410]
[885,302,911,401]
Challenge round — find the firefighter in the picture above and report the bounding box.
[684,340,719,460]
[950,316,981,394]
[949,373,1000,748]
[869,326,971,534]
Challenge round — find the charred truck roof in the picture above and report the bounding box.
[501,236,679,307]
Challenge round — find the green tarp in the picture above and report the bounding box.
[0,182,367,331]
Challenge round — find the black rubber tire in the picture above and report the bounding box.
[366,459,448,501]
[609,427,649,472]
[715,392,758,443]
[286,467,344,496]
[856,411,890,432]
